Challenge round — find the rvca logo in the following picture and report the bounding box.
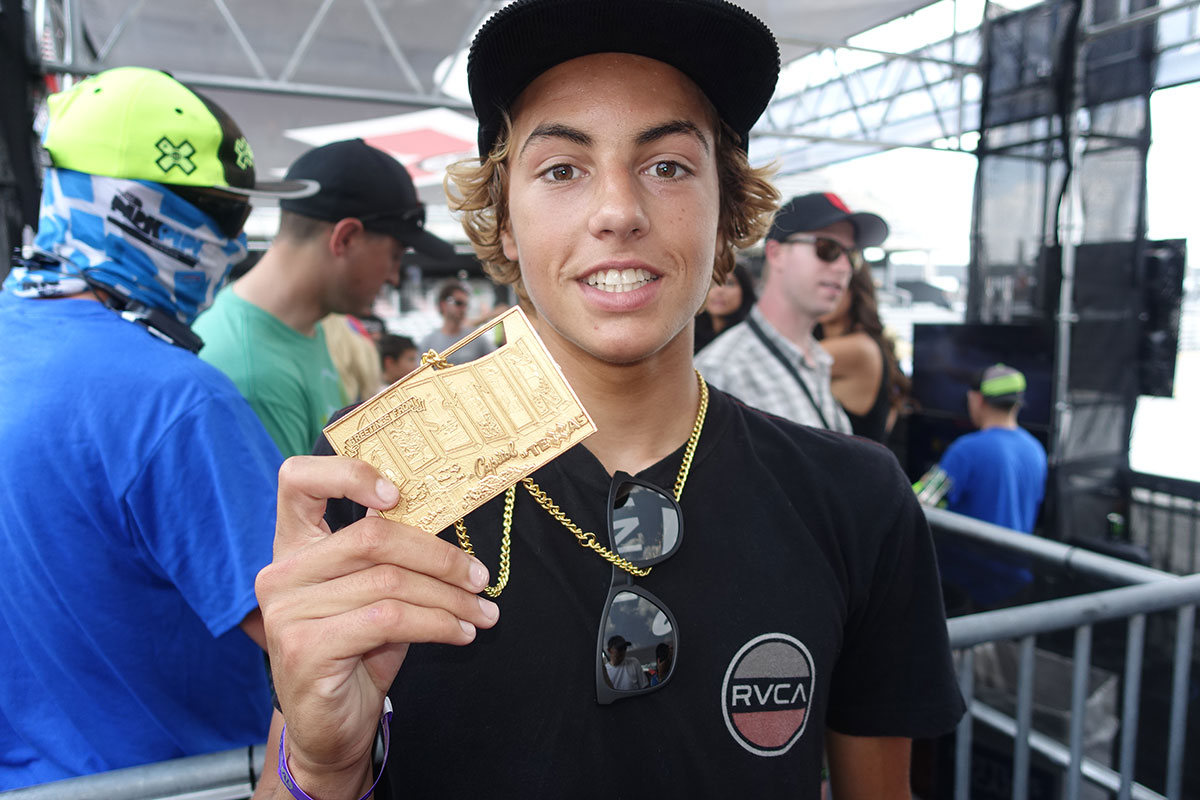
[721,633,814,757]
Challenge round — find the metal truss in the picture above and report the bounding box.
[751,0,1200,173]
[751,12,983,173]
[29,0,1200,172]
[31,0,494,110]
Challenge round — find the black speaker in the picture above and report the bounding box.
[1139,239,1186,397]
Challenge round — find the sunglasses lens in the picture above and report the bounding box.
[611,482,681,566]
[814,238,845,263]
[600,589,676,697]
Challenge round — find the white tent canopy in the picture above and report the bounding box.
[42,0,942,179]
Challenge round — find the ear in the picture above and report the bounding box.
[500,221,519,264]
[329,218,366,258]
[763,239,782,263]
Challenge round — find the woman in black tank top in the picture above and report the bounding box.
[817,264,909,442]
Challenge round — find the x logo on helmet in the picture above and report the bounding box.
[156,137,196,175]
[233,137,254,170]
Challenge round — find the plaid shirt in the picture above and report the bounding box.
[695,306,852,434]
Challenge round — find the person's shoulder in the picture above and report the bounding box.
[710,390,916,545]
[417,330,441,350]
[717,388,901,484]
[694,321,756,383]
[148,338,257,401]
[193,287,254,344]
[1013,426,1048,460]
[818,330,880,366]
[193,285,239,321]
[696,320,752,358]
[950,425,992,447]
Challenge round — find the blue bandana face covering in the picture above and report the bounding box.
[4,168,248,326]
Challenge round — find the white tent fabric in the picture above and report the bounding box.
[66,0,939,179]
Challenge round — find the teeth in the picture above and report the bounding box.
[586,268,657,293]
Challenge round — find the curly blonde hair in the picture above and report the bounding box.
[445,114,778,298]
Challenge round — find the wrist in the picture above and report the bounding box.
[279,698,392,800]
[281,749,373,800]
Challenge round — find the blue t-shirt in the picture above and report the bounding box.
[0,293,282,788]
[940,426,1046,533]
[936,426,1047,607]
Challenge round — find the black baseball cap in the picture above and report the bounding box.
[467,0,780,157]
[280,139,454,259]
[767,192,889,249]
[607,635,632,650]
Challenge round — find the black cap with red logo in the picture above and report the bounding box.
[767,192,889,249]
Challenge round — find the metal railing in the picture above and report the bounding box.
[0,744,265,799]
[931,508,1200,800]
[6,510,1198,800]
[1130,471,1200,575]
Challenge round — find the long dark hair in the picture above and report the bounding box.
[694,262,757,352]
[834,267,910,412]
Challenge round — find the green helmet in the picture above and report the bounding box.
[42,66,313,199]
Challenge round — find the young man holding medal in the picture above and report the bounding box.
[254,1,965,797]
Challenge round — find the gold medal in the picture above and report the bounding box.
[323,306,596,534]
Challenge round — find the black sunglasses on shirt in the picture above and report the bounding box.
[596,473,683,705]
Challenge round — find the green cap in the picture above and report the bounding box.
[42,67,315,199]
[976,363,1026,400]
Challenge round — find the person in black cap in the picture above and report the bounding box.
[195,138,454,457]
[253,2,963,798]
[603,635,648,691]
[696,192,889,433]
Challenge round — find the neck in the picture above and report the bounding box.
[233,242,327,336]
[755,291,815,355]
[978,409,1019,430]
[536,319,702,478]
[442,319,464,336]
[710,315,727,334]
[821,315,849,338]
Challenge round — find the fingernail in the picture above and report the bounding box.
[375,478,399,507]
[459,619,476,637]
[469,560,488,590]
[478,596,499,621]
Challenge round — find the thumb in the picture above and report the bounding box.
[274,455,400,559]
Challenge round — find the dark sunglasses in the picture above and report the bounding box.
[596,473,682,705]
[170,186,252,240]
[783,235,853,264]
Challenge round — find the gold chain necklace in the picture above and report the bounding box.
[455,370,709,598]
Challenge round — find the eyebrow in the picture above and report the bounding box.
[635,120,710,154]
[519,124,593,160]
[517,118,711,161]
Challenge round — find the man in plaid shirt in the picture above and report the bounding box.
[696,192,888,432]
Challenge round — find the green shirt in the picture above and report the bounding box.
[195,287,344,457]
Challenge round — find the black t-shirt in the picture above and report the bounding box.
[319,388,963,797]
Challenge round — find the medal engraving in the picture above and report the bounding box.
[323,307,596,533]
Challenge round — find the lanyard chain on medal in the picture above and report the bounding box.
[454,370,709,598]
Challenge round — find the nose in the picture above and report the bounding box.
[588,168,649,241]
[831,251,853,276]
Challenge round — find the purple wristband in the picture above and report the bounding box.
[278,697,393,800]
